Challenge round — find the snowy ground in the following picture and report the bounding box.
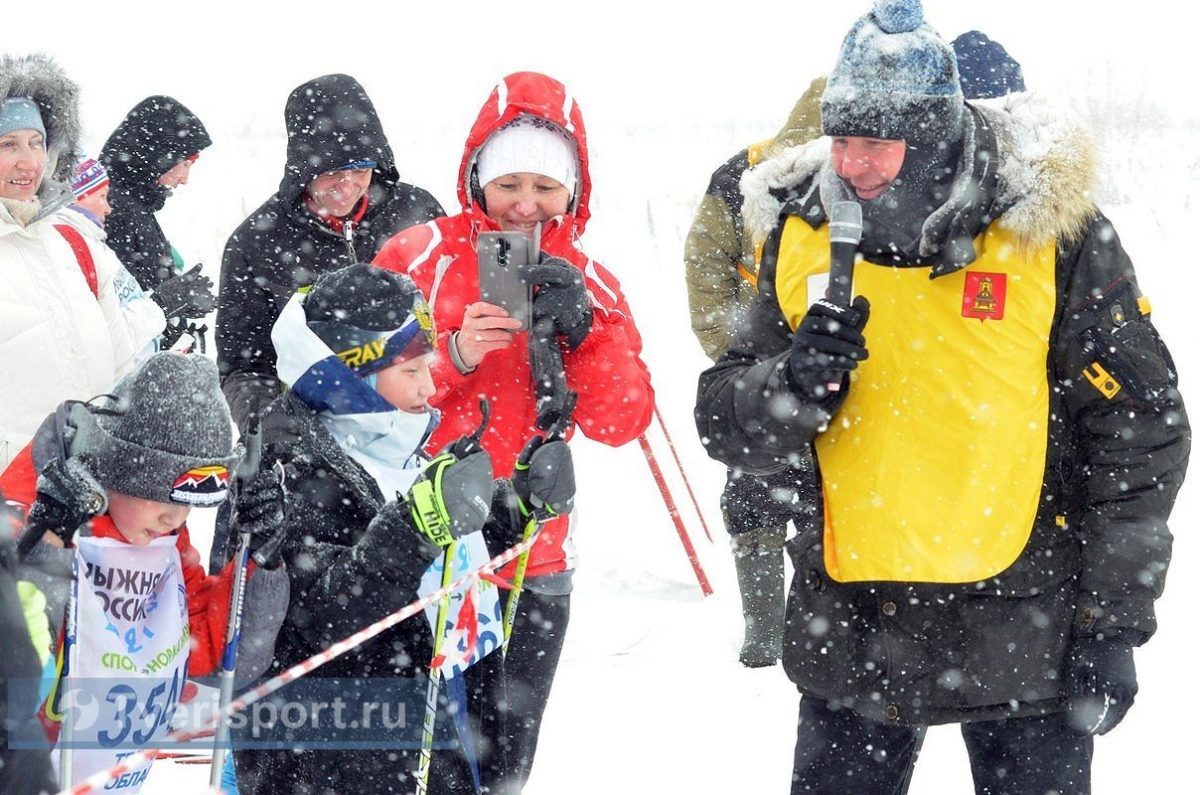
[17,1,1200,792]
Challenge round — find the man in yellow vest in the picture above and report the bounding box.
[686,30,1026,671]
[695,0,1190,792]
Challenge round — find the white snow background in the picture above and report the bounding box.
[15,0,1199,791]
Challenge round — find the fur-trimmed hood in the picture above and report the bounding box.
[0,53,81,184]
[741,92,1098,259]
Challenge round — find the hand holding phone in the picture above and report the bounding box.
[457,302,523,369]
[478,231,533,329]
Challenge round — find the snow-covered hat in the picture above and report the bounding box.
[951,30,1025,100]
[71,157,109,198]
[476,116,578,197]
[304,264,435,377]
[821,0,964,144]
[82,353,242,507]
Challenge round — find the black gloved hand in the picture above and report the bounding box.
[788,296,870,404]
[24,457,107,549]
[513,436,575,519]
[1067,636,1138,735]
[152,264,217,321]
[523,258,593,350]
[233,468,287,569]
[406,442,495,547]
[263,410,305,450]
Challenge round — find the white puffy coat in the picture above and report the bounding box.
[1,202,165,467]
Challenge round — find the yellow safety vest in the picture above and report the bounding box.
[775,218,1057,583]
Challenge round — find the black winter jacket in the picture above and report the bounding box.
[695,97,1190,726]
[100,95,211,290]
[233,393,517,794]
[215,74,444,432]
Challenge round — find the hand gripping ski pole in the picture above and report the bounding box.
[417,400,490,795]
[503,392,577,652]
[209,418,263,788]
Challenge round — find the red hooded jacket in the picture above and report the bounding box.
[374,72,654,578]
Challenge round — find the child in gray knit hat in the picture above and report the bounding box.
[1,351,291,692]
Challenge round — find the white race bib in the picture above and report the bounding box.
[64,536,190,793]
[419,531,503,680]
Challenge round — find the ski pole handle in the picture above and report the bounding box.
[237,418,263,489]
[210,419,262,785]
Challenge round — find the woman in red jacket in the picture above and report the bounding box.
[374,71,653,790]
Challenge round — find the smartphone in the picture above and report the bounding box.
[477,231,533,329]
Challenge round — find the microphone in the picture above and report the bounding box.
[825,201,862,394]
[827,201,862,305]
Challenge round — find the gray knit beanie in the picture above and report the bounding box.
[821,0,964,144]
[84,353,241,507]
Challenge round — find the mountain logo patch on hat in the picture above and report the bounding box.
[170,465,231,506]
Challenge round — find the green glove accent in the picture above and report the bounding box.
[18,580,52,667]
[407,450,494,547]
[409,453,457,547]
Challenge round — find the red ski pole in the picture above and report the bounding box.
[652,405,714,543]
[638,434,713,596]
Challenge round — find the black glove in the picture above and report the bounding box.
[22,457,107,550]
[152,264,217,321]
[513,436,575,519]
[788,296,870,404]
[1067,636,1138,735]
[406,440,495,547]
[262,409,305,450]
[232,468,287,569]
[523,258,593,350]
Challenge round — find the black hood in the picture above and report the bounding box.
[279,73,399,206]
[100,95,211,210]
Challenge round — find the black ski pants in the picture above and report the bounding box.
[791,696,1094,795]
[500,590,570,792]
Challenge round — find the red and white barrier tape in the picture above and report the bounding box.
[57,535,537,795]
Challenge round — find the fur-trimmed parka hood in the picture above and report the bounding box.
[0,53,81,185]
[741,92,1098,264]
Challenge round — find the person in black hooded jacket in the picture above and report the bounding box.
[100,95,217,344]
[215,73,444,434]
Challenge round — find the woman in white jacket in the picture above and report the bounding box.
[0,54,165,467]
